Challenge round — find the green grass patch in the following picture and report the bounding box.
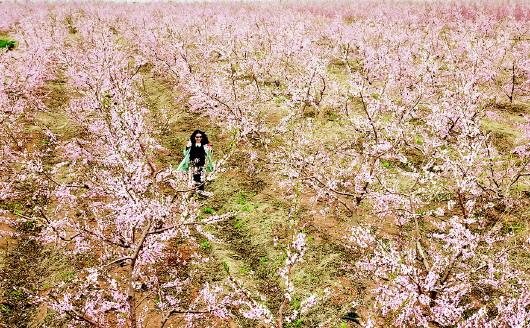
[285,318,304,328]
[33,111,75,137]
[238,263,252,275]
[202,207,215,214]
[481,116,521,151]
[232,191,257,212]
[234,191,254,205]
[413,134,424,145]
[233,216,249,230]
[502,221,526,234]
[380,160,392,169]
[0,39,16,50]
[59,270,75,283]
[199,239,212,251]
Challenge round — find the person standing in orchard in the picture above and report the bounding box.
[177,130,214,195]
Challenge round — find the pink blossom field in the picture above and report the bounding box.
[1,1,530,327]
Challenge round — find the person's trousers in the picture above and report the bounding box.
[191,166,205,191]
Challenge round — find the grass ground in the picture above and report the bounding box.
[138,66,362,326]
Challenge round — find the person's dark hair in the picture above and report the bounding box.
[190,130,209,145]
